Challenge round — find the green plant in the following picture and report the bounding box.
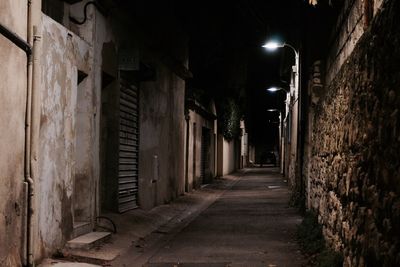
[217,98,241,141]
[297,211,324,254]
[316,249,343,267]
[296,211,343,267]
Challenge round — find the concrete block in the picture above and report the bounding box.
[39,259,101,267]
[72,221,92,239]
[66,232,111,250]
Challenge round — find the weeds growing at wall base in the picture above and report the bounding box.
[296,211,343,267]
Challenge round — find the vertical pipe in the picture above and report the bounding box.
[24,0,33,265]
[25,0,41,266]
[184,113,190,192]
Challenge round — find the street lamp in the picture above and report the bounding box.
[262,41,299,90]
[266,86,289,93]
[262,40,301,181]
[262,41,284,51]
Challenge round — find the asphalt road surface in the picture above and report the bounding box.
[113,168,305,267]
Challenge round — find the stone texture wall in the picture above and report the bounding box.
[325,0,384,84]
[308,1,400,266]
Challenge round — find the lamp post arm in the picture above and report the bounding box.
[284,43,299,74]
[283,43,299,58]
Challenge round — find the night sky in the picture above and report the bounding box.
[173,0,340,149]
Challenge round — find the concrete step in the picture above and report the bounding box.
[72,221,92,239]
[38,258,101,267]
[66,232,111,250]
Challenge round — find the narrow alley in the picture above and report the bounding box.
[1,0,400,266]
[113,168,304,267]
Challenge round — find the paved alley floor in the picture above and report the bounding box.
[112,168,305,267]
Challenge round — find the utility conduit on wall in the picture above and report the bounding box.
[24,0,41,266]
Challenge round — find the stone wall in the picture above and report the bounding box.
[308,1,400,266]
[325,0,384,84]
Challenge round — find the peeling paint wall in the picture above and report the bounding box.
[0,0,190,261]
[0,1,28,266]
[93,3,189,211]
[37,14,93,256]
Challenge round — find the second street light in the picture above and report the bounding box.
[262,40,301,188]
[262,41,299,99]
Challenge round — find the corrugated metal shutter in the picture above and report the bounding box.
[118,81,139,212]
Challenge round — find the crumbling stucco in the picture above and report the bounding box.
[38,14,93,256]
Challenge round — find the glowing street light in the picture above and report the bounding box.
[261,41,285,51]
[266,87,280,92]
[266,86,289,93]
[262,39,301,179]
[262,41,299,79]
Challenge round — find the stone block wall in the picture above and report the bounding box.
[308,1,400,266]
[326,0,384,85]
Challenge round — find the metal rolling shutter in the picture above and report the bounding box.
[118,81,139,212]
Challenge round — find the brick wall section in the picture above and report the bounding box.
[309,1,400,266]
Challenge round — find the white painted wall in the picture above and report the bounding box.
[217,134,237,176]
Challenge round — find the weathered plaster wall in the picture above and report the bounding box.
[38,15,92,256]
[0,1,27,266]
[308,1,400,266]
[138,63,186,210]
[91,4,116,215]
[186,108,216,190]
[92,2,188,212]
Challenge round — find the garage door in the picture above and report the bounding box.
[118,80,139,212]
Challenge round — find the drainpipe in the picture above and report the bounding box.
[184,112,190,192]
[24,0,41,266]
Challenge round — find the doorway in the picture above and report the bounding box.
[201,127,211,184]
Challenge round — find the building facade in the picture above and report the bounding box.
[0,0,192,265]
